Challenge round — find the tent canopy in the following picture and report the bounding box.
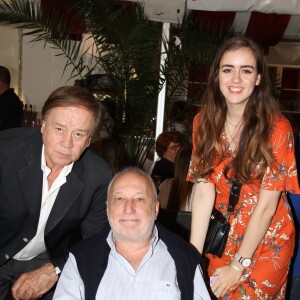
[187,0,300,15]
[126,0,300,42]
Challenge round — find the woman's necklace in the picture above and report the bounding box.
[226,116,242,127]
[226,118,240,127]
[225,121,242,150]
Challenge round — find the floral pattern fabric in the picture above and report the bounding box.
[188,113,300,299]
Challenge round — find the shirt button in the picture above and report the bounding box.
[5,254,9,260]
[23,238,29,243]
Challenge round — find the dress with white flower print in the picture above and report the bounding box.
[188,114,300,299]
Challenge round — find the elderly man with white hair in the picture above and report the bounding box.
[54,167,211,300]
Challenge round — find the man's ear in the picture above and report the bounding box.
[40,121,46,134]
[86,135,92,148]
[155,201,159,219]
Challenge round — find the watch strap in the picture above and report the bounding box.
[234,252,243,263]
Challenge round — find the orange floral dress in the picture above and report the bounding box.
[188,113,300,299]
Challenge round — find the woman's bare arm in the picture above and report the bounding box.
[190,182,216,253]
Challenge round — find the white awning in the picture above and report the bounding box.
[124,0,300,41]
[187,0,300,15]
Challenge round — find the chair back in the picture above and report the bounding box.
[157,208,191,242]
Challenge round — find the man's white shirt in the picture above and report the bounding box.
[14,146,73,260]
[54,227,211,300]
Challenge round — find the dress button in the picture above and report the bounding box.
[5,254,9,260]
[23,237,29,243]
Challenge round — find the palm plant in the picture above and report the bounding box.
[0,0,237,169]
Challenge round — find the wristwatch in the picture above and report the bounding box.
[234,253,252,267]
[54,266,61,275]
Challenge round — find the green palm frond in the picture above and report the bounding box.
[0,0,90,79]
[117,134,154,169]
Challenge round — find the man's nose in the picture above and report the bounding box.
[123,199,135,213]
[61,133,74,148]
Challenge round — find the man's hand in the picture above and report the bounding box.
[11,263,58,300]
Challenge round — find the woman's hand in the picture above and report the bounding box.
[210,263,243,298]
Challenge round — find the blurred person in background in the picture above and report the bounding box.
[151,131,185,185]
[287,120,300,300]
[289,191,300,300]
[158,145,193,211]
[0,65,23,131]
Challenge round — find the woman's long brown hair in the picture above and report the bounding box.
[193,35,281,184]
[167,146,194,210]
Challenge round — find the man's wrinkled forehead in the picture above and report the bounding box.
[108,172,153,198]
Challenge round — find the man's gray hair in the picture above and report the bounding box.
[107,167,157,200]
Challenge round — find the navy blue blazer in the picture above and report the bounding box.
[0,127,113,269]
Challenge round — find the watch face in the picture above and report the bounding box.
[242,258,251,267]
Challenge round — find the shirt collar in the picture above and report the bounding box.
[41,145,73,176]
[107,225,159,253]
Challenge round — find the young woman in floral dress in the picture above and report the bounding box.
[188,35,300,299]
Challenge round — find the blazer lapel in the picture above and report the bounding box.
[45,160,85,235]
[18,138,43,221]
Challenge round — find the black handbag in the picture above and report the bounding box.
[203,183,241,258]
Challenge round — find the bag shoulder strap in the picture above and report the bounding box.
[227,183,242,213]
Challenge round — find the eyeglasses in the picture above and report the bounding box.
[168,144,181,151]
